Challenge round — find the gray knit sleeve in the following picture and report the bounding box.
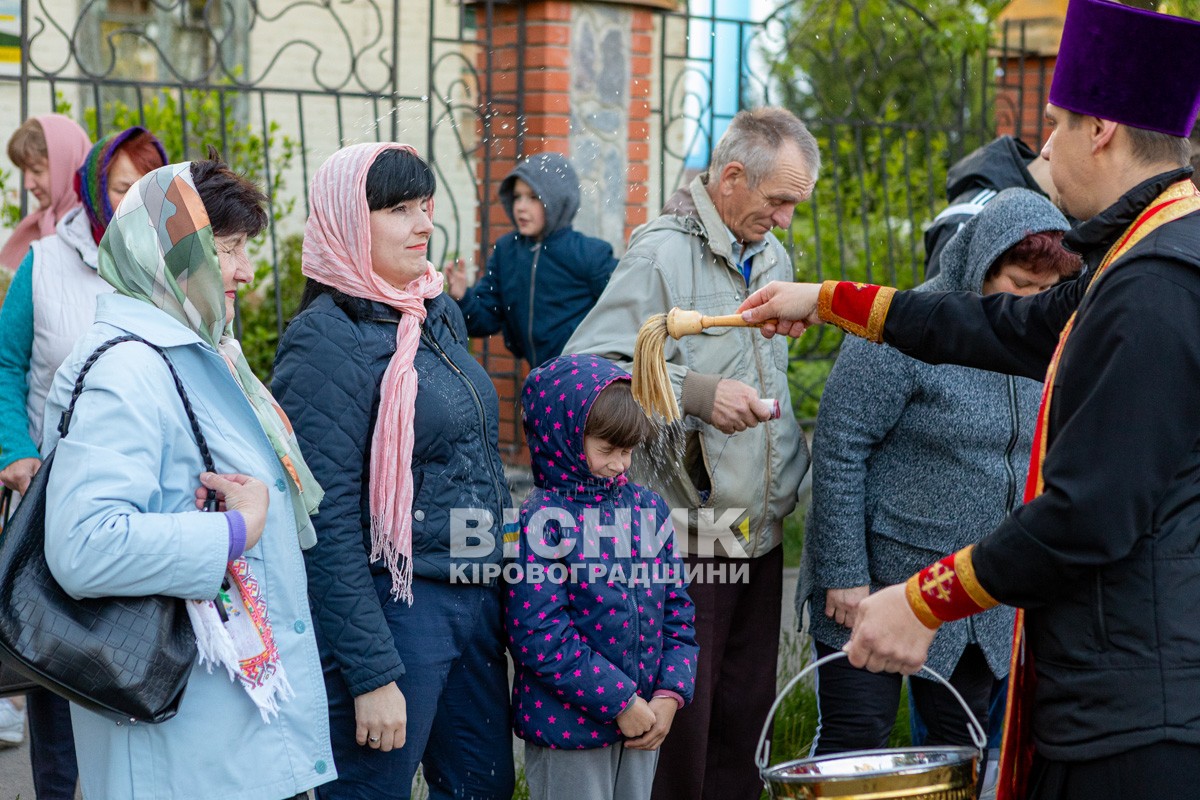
[807,336,916,589]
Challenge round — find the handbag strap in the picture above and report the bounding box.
[58,334,219,510]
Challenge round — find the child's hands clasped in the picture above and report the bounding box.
[616,695,656,740]
[624,696,679,751]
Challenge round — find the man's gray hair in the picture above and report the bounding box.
[708,107,821,187]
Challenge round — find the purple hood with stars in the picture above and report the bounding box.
[521,353,628,501]
[505,354,699,749]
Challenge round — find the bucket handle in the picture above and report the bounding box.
[755,650,988,772]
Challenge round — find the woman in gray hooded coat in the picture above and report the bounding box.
[800,188,1081,753]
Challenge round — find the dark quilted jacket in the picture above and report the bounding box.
[273,290,511,695]
[505,355,698,749]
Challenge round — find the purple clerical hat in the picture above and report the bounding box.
[1050,0,1200,137]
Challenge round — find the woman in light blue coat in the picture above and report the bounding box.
[41,161,335,800]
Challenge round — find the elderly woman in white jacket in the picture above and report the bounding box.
[41,161,334,800]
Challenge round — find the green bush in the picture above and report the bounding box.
[81,85,299,221]
[238,232,306,379]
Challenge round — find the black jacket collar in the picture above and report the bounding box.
[1065,167,1195,269]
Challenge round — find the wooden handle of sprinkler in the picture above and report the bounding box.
[701,313,767,329]
[666,308,779,338]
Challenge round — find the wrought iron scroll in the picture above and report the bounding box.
[4,0,517,406]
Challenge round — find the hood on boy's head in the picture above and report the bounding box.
[521,354,630,490]
[499,152,581,238]
[927,188,1070,294]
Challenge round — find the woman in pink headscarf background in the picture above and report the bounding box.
[273,143,514,799]
[1,115,91,276]
[0,111,89,794]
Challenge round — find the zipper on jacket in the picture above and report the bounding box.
[420,330,506,534]
[1003,376,1020,513]
[621,494,643,688]
[527,243,542,367]
[740,270,773,558]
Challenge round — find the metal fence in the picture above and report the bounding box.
[654,0,1029,422]
[2,0,1051,432]
[4,0,521,363]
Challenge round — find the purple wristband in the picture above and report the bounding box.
[225,510,247,562]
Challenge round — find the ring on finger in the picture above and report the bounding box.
[369,735,380,744]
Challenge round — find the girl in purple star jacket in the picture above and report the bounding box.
[506,354,699,800]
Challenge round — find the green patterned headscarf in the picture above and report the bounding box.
[100,163,229,347]
[99,163,324,547]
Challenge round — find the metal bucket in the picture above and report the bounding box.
[757,652,986,800]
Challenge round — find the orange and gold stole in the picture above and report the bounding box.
[995,179,1200,800]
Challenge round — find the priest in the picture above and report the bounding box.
[738,1,1200,797]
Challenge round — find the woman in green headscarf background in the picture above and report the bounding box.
[39,160,334,800]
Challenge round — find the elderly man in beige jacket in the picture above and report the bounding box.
[563,106,819,800]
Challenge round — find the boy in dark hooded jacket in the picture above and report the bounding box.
[447,153,617,368]
[506,354,698,800]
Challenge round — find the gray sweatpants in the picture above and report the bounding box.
[524,741,660,800]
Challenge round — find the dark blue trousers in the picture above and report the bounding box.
[316,575,514,800]
[27,688,78,800]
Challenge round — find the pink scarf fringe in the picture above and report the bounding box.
[301,142,443,604]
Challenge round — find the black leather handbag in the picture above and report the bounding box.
[0,490,37,698]
[0,334,217,723]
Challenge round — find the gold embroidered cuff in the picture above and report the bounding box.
[817,280,837,326]
[954,545,999,611]
[816,281,896,344]
[867,286,896,342]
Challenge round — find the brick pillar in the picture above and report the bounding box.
[626,10,654,242]
[991,4,1065,145]
[994,54,1056,145]
[475,0,660,469]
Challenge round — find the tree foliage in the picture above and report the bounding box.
[79,88,304,379]
[781,116,950,422]
[765,0,1008,126]
[759,0,1003,421]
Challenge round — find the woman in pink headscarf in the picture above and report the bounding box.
[0,111,88,794]
[273,143,514,799]
[1,115,91,274]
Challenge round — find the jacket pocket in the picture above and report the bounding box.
[408,468,432,557]
[867,499,964,558]
[684,430,715,507]
[409,466,427,515]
